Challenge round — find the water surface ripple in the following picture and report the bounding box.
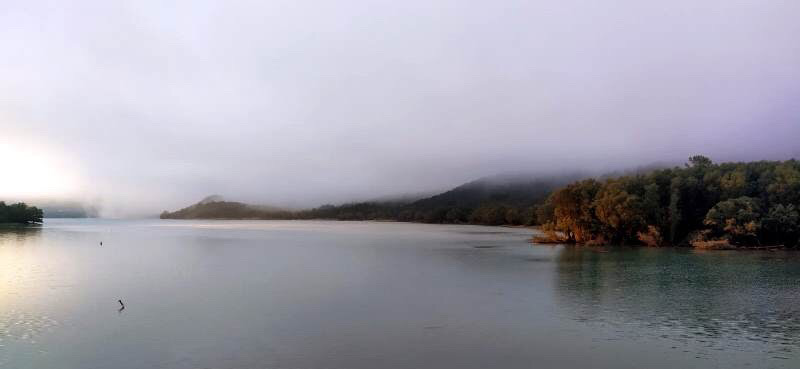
[0,219,798,369]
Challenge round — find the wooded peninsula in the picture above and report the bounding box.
[161,156,800,248]
[0,202,44,224]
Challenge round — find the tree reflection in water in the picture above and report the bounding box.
[554,246,800,357]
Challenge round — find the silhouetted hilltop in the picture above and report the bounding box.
[160,198,293,220]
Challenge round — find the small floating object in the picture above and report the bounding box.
[118,299,125,312]
[100,241,103,246]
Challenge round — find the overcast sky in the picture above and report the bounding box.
[2,0,799,215]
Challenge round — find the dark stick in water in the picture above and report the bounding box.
[118,299,125,312]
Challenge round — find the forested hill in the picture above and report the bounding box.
[160,196,294,220]
[410,175,569,210]
[160,174,578,224]
[385,174,577,224]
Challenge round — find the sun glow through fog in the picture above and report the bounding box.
[0,140,82,199]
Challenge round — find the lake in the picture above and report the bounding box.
[1,219,799,369]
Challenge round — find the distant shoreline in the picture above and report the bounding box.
[159,157,799,249]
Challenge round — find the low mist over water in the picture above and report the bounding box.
[1,220,798,369]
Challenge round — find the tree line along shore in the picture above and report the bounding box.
[160,156,799,248]
[535,156,798,248]
[0,202,43,224]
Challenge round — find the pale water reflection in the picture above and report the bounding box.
[555,247,800,361]
[0,219,798,369]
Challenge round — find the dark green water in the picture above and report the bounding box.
[1,219,798,368]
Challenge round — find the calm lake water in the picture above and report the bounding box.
[1,219,799,369]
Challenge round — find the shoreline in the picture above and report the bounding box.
[529,237,790,251]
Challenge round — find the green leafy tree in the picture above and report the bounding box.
[687,155,713,169]
[703,197,762,245]
[548,179,601,242]
[766,163,800,205]
[762,204,799,246]
[592,181,646,244]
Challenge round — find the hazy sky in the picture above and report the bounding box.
[2,0,799,215]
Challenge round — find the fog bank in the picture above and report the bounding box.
[1,1,799,216]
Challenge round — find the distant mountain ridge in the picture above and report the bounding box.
[160,198,293,220]
[408,174,577,210]
[8,199,98,218]
[159,172,581,224]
